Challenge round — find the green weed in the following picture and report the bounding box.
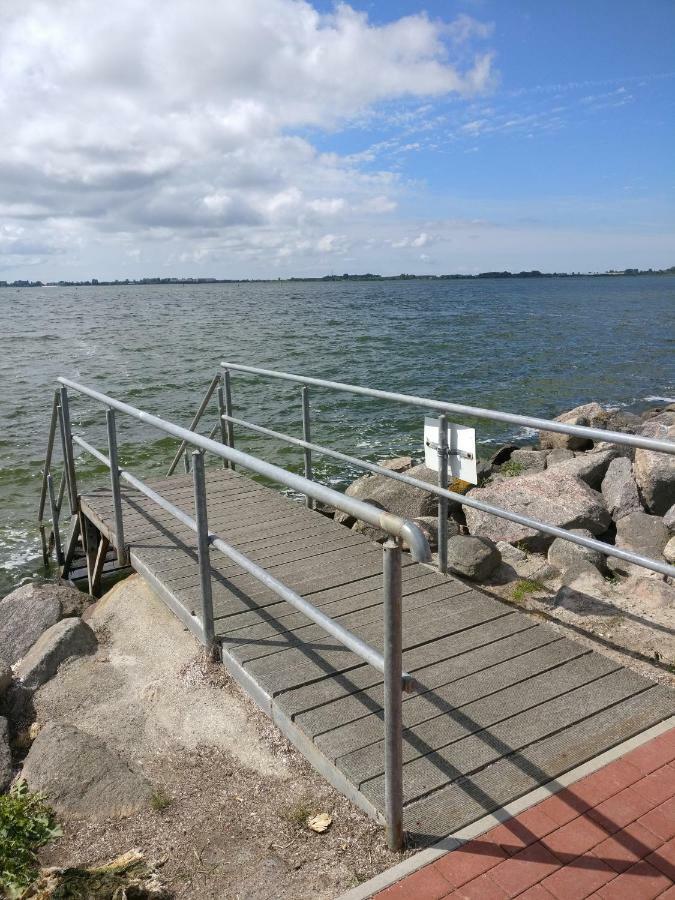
[0,780,62,898]
[511,579,544,602]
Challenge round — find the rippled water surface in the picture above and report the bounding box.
[1,276,673,595]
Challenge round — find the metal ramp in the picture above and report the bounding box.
[38,367,675,848]
[79,467,673,846]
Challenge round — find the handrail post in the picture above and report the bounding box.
[58,386,79,515]
[437,414,449,574]
[38,390,60,524]
[106,408,128,567]
[301,386,314,509]
[217,379,228,469]
[192,450,216,648]
[383,537,404,852]
[47,472,63,565]
[223,369,235,471]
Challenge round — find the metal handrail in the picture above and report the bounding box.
[219,361,675,456]
[220,412,675,579]
[218,362,675,580]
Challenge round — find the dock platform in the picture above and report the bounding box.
[80,467,674,845]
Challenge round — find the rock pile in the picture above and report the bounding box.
[0,580,96,790]
[334,400,675,630]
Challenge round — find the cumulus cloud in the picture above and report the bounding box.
[0,0,494,275]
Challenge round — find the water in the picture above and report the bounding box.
[1,276,673,596]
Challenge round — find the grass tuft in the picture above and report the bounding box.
[511,579,544,602]
[150,789,173,812]
[500,460,525,477]
[280,797,315,828]
[0,780,62,898]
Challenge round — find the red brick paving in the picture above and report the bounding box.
[375,727,675,900]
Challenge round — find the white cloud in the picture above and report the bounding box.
[0,0,495,276]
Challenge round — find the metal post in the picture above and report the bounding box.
[301,386,314,509]
[192,450,215,647]
[383,538,404,852]
[223,369,235,471]
[106,408,128,567]
[437,414,449,574]
[47,473,63,564]
[183,450,191,473]
[217,380,228,469]
[58,387,79,515]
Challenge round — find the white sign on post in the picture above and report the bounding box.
[424,417,478,485]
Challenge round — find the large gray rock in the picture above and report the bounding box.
[463,472,611,551]
[412,516,460,553]
[538,403,603,450]
[601,457,642,521]
[663,536,675,565]
[634,421,675,515]
[0,583,62,665]
[446,535,501,581]
[547,448,617,489]
[664,504,675,534]
[377,456,414,473]
[608,511,669,576]
[622,575,675,611]
[507,448,549,473]
[21,722,152,819]
[15,618,97,691]
[344,463,443,519]
[547,528,606,574]
[0,716,11,791]
[546,448,576,466]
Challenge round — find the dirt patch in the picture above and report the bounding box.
[29,577,410,898]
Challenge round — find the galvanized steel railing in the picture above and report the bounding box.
[39,374,432,851]
[218,361,675,580]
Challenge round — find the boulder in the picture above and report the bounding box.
[546,448,575,466]
[538,403,603,450]
[344,463,442,519]
[608,511,669,576]
[507,448,549,473]
[601,457,642,521]
[15,618,97,691]
[559,560,607,588]
[0,583,62,665]
[596,409,643,435]
[412,516,460,553]
[0,657,11,698]
[664,504,675,534]
[446,535,501,581]
[622,575,675,611]
[489,446,519,467]
[547,528,606,574]
[377,456,414,473]
[663,536,675,565]
[547,448,617,489]
[634,421,675,515]
[21,722,152,819]
[463,472,611,551]
[0,716,11,791]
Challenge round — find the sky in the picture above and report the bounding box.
[1,0,673,280]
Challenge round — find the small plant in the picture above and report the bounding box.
[604,573,620,586]
[150,788,173,811]
[280,797,315,827]
[0,779,62,898]
[511,579,544,602]
[514,540,530,558]
[500,460,525,477]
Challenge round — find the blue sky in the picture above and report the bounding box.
[1,0,673,278]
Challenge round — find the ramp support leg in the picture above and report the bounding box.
[193,450,216,650]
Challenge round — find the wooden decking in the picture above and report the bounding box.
[79,467,675,845]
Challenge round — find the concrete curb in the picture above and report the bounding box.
[335,716,675,900]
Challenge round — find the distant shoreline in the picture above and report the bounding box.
[3,266,674,289]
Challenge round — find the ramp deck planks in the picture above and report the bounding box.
[79,466,675,844]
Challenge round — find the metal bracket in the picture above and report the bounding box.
[425,439,474,460]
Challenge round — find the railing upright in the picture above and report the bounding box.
[58,386,79,516]
[106,408,128,567]
[437,414,449,574]
[217,380,228,468]
[192,450,216,647]
[383,538,404,851]
[301,386,314,509]
[223,369,235,470]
